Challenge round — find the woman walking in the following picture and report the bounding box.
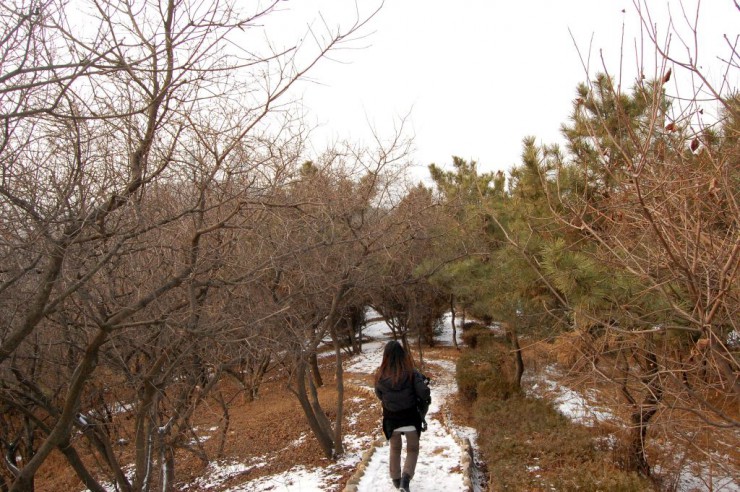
[374,341,431,492]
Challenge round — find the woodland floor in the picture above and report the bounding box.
[36,355,376,490]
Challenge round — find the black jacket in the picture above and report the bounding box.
[375,370,431,438]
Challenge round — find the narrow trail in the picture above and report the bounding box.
[343,318,479,492]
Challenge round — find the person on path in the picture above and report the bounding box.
[374,341,431,492]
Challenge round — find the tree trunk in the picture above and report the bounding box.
[214,391,229,459]
[346,322,360,355]
[307,367,333,440]
[133,372,164,491]
[510,323,524,389]
[502,322,524,389]
[248,354,271,400]
[74,421,131,492]
[626,349,662,477]
[160,441,175,492]
[450,294,459,350]
[309,352,323,388]
[357,323,364,353]
[9,329,108,492]
[293,360,334,459]
[58,440,107,492]
[416,328,424,370]
[324,281,351,457]
[330,321,345,456]
[132,396,156,492]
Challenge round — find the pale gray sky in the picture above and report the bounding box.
[275,1,737,179]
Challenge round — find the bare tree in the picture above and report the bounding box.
[0,0,381,489]
[239,133,424,459]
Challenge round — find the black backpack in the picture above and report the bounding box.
[415,373,431,431]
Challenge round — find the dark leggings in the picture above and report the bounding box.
[389,430,419,480]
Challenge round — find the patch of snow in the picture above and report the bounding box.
[524,365,615,427]
[344,341,385,375]
[109,402,134,415]
[524,366,739,491]
[187,435,210,445]
[289,433,307,448]
[655,452,740,492]
[183,422,374,491]
[356,431,466,491]
[190,461,257,490]
[227,465,340,491]
[726,330,739,348]
[436,313,465,346]
[552,387,616,426]
[363,321,392,340]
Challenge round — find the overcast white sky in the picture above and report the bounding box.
[273,1,738,180]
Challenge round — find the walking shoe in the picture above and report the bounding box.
[392,478,400,489]
[399,473,411,492]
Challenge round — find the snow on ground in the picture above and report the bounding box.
[231,465,341,491]
[524,366,740,492]
[356,426,464,492]
[192,461,257,490]
[655,459,740,492]
[343,344,384,375]
[362,310,465,348]
[194,428,374,492]
[436,313,466,347]
[524,365,617,426]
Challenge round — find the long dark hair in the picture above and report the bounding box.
[375,340,414,387]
